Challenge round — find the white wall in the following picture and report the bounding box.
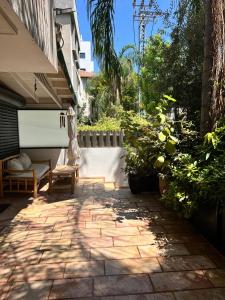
[21,147,128,187]
[18,110,68,148]
[80,41,94,72]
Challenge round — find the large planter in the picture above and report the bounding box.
[191,201,220,245]
[128,173,159,194]
[159,174,169,195]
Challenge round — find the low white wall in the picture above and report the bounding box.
[21,147,128,186]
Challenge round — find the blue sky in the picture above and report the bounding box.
[76,0,171,71]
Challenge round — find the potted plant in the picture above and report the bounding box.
[124,144,159,194]
[121,95,177,194]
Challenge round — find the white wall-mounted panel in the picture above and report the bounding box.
[18,110,69,148]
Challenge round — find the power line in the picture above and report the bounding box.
[132,0,166,112]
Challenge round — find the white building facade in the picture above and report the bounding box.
[79,40,94,118]
[80,41,94,72]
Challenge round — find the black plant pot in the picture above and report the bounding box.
[128,173,159,194]
[191,201,220,245]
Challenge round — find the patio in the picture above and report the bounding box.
[0,179,225,299]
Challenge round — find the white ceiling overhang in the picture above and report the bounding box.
[0,0,58,73]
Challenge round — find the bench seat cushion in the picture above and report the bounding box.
[6,164,50,180]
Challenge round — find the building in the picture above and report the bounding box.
[0,0,80,161]
[54,0,83,106]
[79,40,95,118]
[80,41,94,72]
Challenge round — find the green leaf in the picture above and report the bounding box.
[158,132,166,142]
[163,95,176,102]
[165,139,176,154]
[157,113,166,124]
[163,127,170,136]
[154,156,165,169]
[169,135,178,143]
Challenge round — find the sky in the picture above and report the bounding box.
[76,0,171,71]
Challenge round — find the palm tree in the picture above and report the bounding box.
[87,0,121,88]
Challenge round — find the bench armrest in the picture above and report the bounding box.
[3,169,37,179]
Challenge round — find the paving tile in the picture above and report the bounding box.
[101,294,175,300]
[49,278,93,299]
[105,257,162,275]
[207,254,225,268]
[138,225,165,235]
[27,224,54,231]
[71,237,113,248]
[92,214,114,221]
[91,246,140,260]
[62,228,101,238]
[115,219,152,227]
[113,235,157,247]
[0,266,13,282]
[94,275,153,296]
[12,263,65,281]
[0,250,42,266]
[156,233,207,244]
[175,288,225,300]
[4,231,28,242]
[138,243,190,258]
[77,215,93,222]
[186,242,219,255]
[41,249,90,263]
[86,221,116,229]
[9,240,42,251]
[65,260,105,277]
[7,280,52,300]
[158,255,216,271]
[53,221,85,229]
[102,227,140,237]
[162,224,195,233]
[40,239,71,249]
[0,283,11,300]
[150,270,213,292]
[206,269,225,287]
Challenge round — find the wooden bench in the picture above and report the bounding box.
[49,164,79,194]
[0,154,51,198]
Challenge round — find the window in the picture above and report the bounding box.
[80,52,86,59]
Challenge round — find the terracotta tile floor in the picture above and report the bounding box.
[0,179,225,299]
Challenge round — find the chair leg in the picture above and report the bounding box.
[33,178,38,198]
[71,172,75,194]
[75,168,79,183]
[48,172,52,194]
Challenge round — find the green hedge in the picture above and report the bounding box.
[78,117,121,132]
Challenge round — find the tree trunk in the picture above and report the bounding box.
[200,0,225,136]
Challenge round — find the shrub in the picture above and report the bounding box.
[78,116,121,132]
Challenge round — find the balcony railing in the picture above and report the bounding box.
[78,131,124,148]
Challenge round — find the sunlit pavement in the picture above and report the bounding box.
[0,179,225,299]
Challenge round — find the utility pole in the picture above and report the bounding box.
[132,0,165,112]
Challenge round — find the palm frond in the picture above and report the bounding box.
[87,0,121,88]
